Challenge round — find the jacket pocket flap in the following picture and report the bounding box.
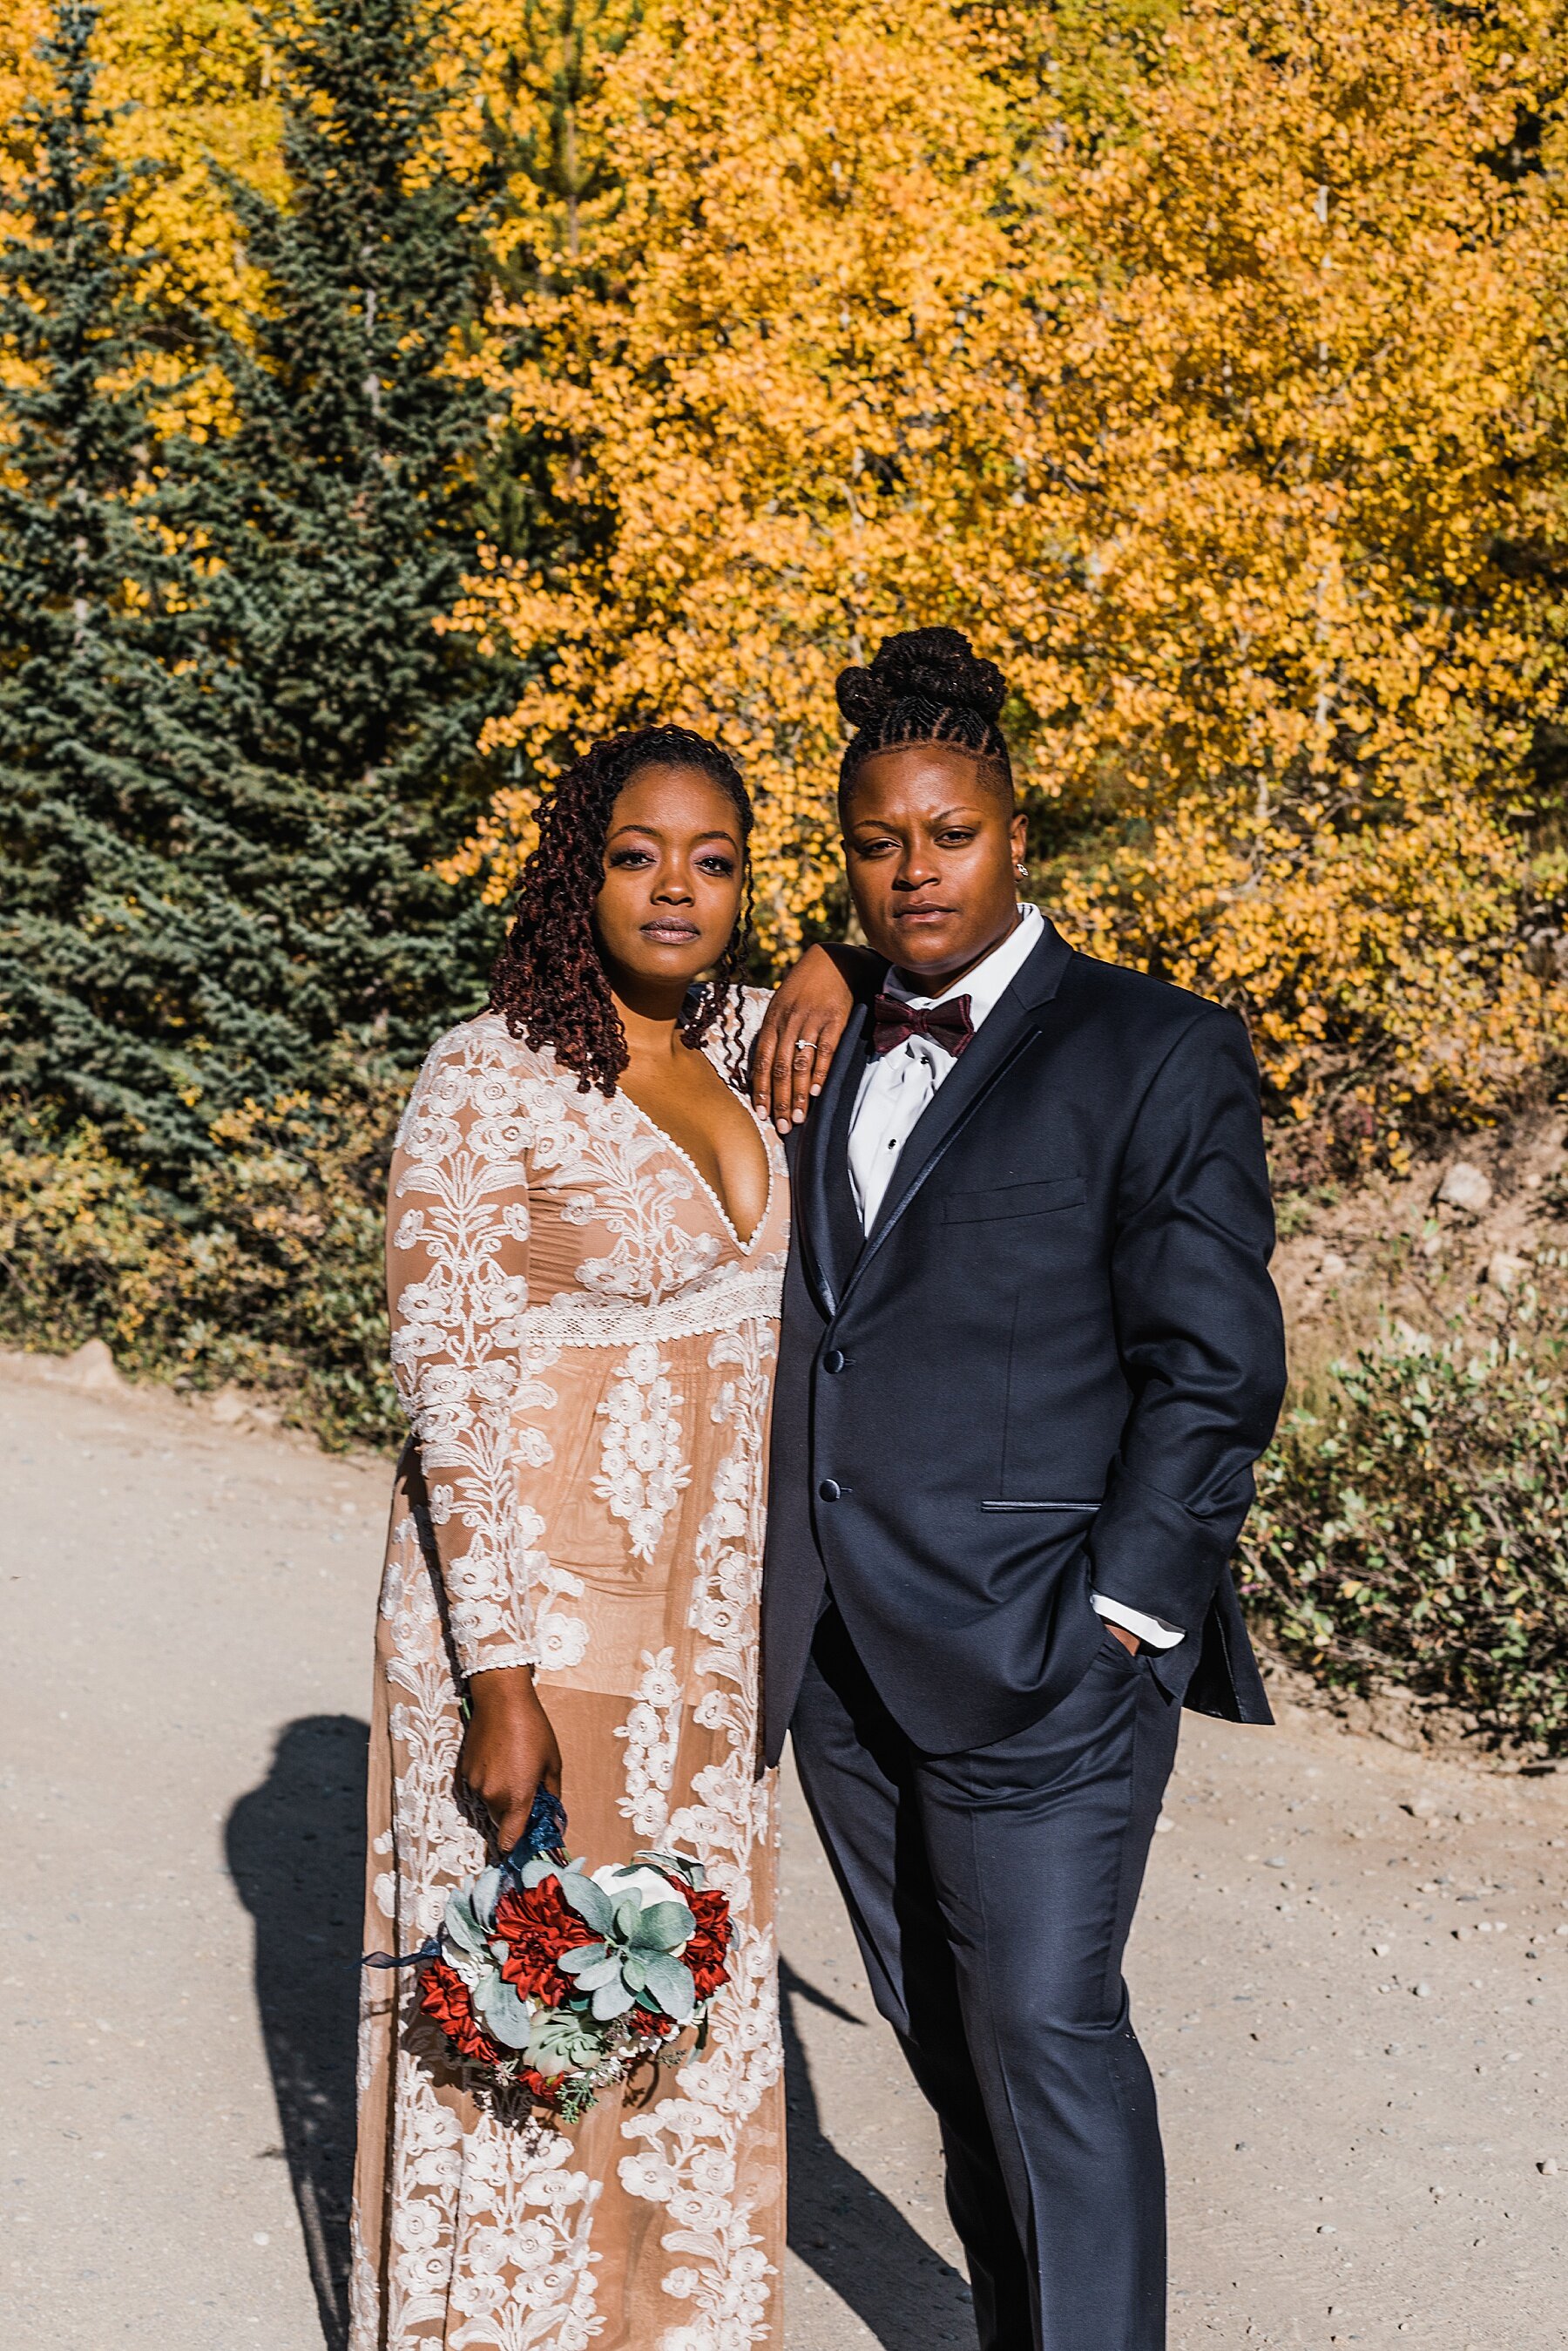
[944,1176,1086,1223]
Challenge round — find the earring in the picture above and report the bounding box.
[1015,862,1028,879]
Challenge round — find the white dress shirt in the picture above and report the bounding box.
[846,904,1183,1654]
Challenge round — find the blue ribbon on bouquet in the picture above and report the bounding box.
[361,1787,569,1970]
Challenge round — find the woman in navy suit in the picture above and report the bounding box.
[754,628,1287,2351]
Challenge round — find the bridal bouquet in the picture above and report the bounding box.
[370,1798,733,2123]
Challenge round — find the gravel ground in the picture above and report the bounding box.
[2,1353,1565,2348]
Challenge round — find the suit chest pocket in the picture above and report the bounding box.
[943,1176,1086,1223]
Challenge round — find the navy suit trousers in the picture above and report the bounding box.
[792,1606,1183,2351]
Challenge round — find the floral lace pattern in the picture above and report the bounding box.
[595,1343,690,1564]
[352,1000,787,2351]
[388,1024,545,1678]
[614,1648,685,1842]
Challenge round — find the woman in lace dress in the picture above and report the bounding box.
[351,726,819,2351]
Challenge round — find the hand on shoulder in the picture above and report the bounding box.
[752,945,881,1133]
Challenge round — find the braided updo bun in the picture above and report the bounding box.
[835,626,1012,801]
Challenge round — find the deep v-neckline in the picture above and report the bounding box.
[618,1076,777,1256]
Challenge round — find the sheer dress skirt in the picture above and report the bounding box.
[350,1006,787,2351]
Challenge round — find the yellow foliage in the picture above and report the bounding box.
[448,0,1018,952]
[8,0,1566,1163]
[0,4,60,206]
[91,0,281,331]
[451,0,1568,1162]
[2,0,279,315]
[2,0,278,436]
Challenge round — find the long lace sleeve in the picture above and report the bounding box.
[387,1020,537,1678]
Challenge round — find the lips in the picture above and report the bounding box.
[641,920,700,943]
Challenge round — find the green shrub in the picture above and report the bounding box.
[0,1089,403,1449]
[1241,1301,1568,1752]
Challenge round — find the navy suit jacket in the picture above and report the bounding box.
[760,918,1288,1764]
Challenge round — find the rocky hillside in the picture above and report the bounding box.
[1274,1108,1568,1381]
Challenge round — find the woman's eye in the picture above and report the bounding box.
[608,849,654,869]
[698,856,737,877]
[936,829,977,847]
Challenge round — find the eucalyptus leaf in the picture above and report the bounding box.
[591,1977,635,2022]
[517,1854,558,1890]
[640,1953,697,2025]
[638,1848,705,1891]
[613,1895,645,1943]
[472,1973,536,2050]
[558,1873,615,1936]
[629,1900,693,1951]
[620,1954,649,1995]
[570,1956,623,1993]
[443,1894,489,1959]
[470,1867,503,1933]
[556,1941,609,1975]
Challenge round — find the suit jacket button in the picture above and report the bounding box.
[822,1349,846,1374]
[818,1479,841,1502]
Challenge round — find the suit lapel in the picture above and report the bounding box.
[846,919,1075,1298]
[824,1068,867,1285]
[795,998,874,1318]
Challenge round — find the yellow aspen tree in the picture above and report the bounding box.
[446,0,1020,951]
[93,0,280,327]
[454,0,1568,1167]
[2,0,277,444]
[0,7,59,226]
[994,0,1568,1166]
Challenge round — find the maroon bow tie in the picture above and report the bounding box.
[871,992,975,1059]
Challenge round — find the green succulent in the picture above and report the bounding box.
[526,2005,608,2080]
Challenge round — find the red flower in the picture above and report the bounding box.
[629,2005,679,2042]
[418,1957,503,2068]
[679,1884,732,2001]
[494,1874,599,2006]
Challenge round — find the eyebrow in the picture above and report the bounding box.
[848,804,986,830]
[607,823,740,847]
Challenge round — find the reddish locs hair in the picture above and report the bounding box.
[488,725,756,1095]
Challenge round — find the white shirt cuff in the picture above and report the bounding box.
[1091,1592,1185,1651]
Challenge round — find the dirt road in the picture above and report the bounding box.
[2,1353,1565,2349]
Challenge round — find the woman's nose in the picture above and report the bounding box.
[652,870,694,903]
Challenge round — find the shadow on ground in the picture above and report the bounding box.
[782,1959,973,2347]
[227,1713,369,2351]
[225,1725,967,2351]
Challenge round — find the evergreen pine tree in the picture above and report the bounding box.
[0,0,517,1182]
[0,0,308,1172]
[191,0,516,1062]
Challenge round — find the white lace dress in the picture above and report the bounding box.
[349,1000,787,2351]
